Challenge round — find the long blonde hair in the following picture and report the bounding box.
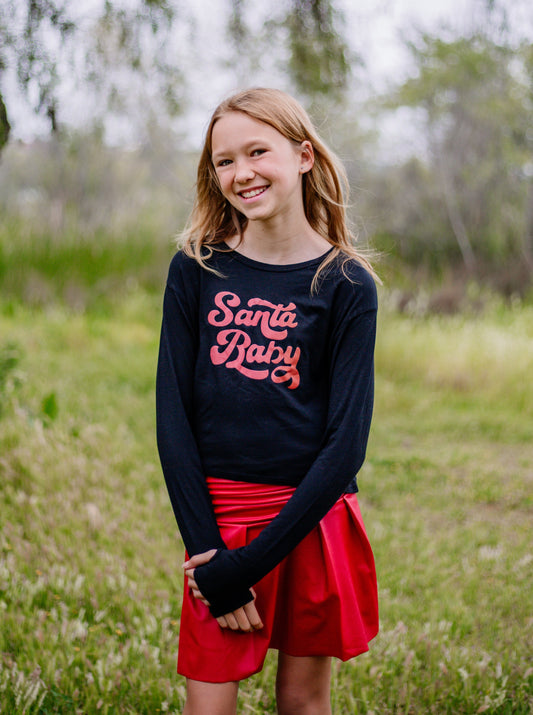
[181,87,378,290]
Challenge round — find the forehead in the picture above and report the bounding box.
[211,111,288,156]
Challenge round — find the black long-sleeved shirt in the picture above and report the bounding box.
[156,246,377,617]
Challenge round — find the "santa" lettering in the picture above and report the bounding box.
[207,291,298,340]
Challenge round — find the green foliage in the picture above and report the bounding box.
[0,341,20,418]
[225,0,353,103]
[41,392,58,422]
[92,0,182,116]
[0,0,179,138]
[379,22,533,279]
[285,0,352,99]
[0,220,174,310]
[0,125,198,308]
[0,0,75,132]
[1,0,355,145]
[0,294,531,712]
[0,124,195,234]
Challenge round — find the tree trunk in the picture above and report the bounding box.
[522,179,533,274]
[0,92,11,154]
[436,149,477,273]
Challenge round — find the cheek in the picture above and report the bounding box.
[216,173,233,196]
[217,176,241,208]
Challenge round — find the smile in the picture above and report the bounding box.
[239,186,268,200]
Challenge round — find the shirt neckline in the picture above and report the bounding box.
[221,243,335,273]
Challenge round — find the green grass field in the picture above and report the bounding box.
[1,290,532,714]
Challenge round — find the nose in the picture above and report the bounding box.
[233,158,254,184]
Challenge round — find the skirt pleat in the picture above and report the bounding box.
[177,478,378,683]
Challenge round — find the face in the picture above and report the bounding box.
[210,111,314,225]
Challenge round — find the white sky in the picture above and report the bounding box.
[4,0,528,147]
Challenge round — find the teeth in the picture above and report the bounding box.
[241,187,267,199]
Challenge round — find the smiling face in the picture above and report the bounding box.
[210,111,314,227]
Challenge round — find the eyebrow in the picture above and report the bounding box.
[211,138,269,161]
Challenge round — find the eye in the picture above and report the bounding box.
[216,158,232,167]
[251,148,266,157]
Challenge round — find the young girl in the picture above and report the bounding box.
[156,87,379,715]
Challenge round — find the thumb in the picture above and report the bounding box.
[182,548,218,570]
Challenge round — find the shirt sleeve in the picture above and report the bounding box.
[194,265,377,614]
[156,253,254,614]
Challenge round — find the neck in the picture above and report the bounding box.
[231,214,331,265]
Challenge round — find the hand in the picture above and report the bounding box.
[183,549,218,606]
[183,550,263,632]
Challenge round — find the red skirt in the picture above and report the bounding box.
[177,477,378,683]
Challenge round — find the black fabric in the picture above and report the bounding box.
[156,247,377,615]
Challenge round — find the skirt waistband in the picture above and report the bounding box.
[206,476,296,527]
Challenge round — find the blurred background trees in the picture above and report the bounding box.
[0,0,182,147]
[0,0,532,307]
[369,9,533,294]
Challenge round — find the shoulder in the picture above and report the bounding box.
[167,245,232,279]
[166,249,202,292]
[167,248,200,278]
[324,255,378,314]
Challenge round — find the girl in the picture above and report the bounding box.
[156,87,379,715]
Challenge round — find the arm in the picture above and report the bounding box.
[156,253,254,613]
[194,268,377,611]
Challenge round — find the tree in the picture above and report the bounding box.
[284,0,351,100]
[0,0,354,154]
[0,0,180,150]
[224,0,353,103]
[0,93,9,150]
[383,8,533,277]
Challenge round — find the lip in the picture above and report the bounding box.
[237,185,269,201]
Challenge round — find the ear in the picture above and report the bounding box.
[298,140,314,174]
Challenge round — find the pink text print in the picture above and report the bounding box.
[207,291,301,389]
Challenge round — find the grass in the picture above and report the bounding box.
[0,290,532,713]
[0,221,176,311]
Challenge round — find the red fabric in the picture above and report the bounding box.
[177,478,379,683]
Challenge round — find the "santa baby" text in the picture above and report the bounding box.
[207,291,301,389]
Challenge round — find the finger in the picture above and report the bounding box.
[182,549,217,570]
[217,615,229,628]
[186,574,210,604]
[232,607,254,632]
[225,612,239,631]
[243,602,263,630]
[185,571,197,588]
[187,579,199,593]
[188,579,207,599]
[191,587,209,604]
[192,590,209,605]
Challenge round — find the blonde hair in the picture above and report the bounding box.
[181,87,378,290]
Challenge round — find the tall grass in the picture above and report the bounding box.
[0,220,176,310]
[0,292,532,713]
